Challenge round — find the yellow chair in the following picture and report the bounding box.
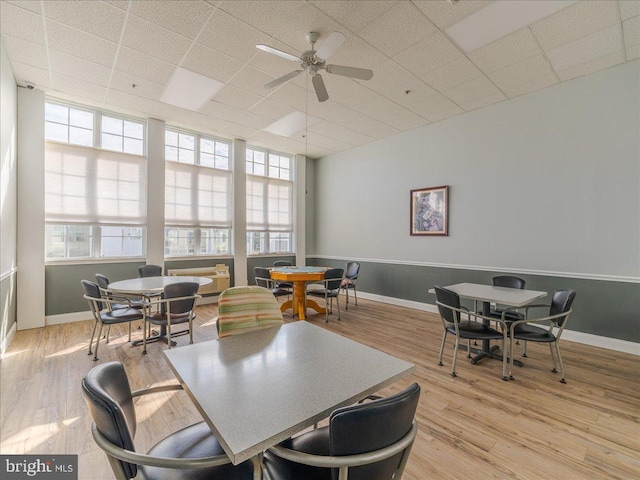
[216,286,284,338]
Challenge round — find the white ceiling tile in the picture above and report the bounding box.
[319,76,381,108]
[105,1,129,11]
[358,2,437,56]
[121,14,191,65]
[199,100,247,124]
[468,28,542,74]
[221,121,259,141]
[413,0,492,29]
[153,102,196,124]
[275,5,342,55]
[308,120,375,146]
[623,14,640,55]
[427,105,465,123]
[9,61,51,89]
[249,40,303,78]
[51,73,107,102]
[187,113,230,134]
[1,1,45,45]
[625,43,640,60]
[3,0,41,14]
[408,90,462,120]
[356,58,415,96]
[49,49,112,87]
[218,0,307,38]
[557,51,626,81]
[109,71,165,100]
[181,43,244,84]
[530,0,620,52]
[264,82,308,111]
[488,54,557,97]
[114,46,176,84]
[2,35,48,70]
[292,130,353,152]
[350,95,426,131]
[321,32,388,72]
[460,91,506,112]
[311,0,399,32]
[43,0,126,43]
[380,76,438,113]
[199,9,272,63]
[45,20,118,68]
[237,111,273,130]
[421,57,484,92]
[619,0,640,21]
[442,76,502,105]
[129,0,214,39]
[228,66,279,97]
[547,24,623,72]
[248,99,296,121]
[214,85,263,111]
[394,31,464,78]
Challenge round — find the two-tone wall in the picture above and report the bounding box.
[0,38,18,352]
[311,61,640,349]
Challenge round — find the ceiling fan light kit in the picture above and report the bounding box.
[256,31,374,102]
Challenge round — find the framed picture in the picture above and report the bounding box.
[410,185,448,236]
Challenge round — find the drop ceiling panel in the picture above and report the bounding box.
[105,89,159,115]
[442,75,503,105]
[129,0,214,39]
[45,20,118,67]
[547,24,623,72]
[3,0,40,14]
[52,73,107,102]
[412,0,491,29]
[557,51,626,81]
[181,43,244,83]
[248,99,296,121]
[311,0,398,32]
[489,54,558,97]
[308,120,375,146]
[394,31,465,79]
[459,91,506,112]
[530,0,619,52]
[114,46,176,84]
[421,57,484,92]
[189,113,230,133]
[10,61,51,89]
[215,85,263,110]
[109,70,165,100]
[272,3,340,54]
[355,58,414,96]
[623,15,640,60]
[43,0,125,43]
[619,0,640,21]
[350,95,427,131]
[1,1,45,44]
[217,0,307,38]
[153,102,197,124]
[2,34,48,70]
[468,28,542,74]
[121,14,192,65]
[199,100,247,124]
[49,49,112,87]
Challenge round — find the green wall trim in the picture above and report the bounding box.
[307,257,639,344]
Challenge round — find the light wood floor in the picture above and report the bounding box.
[1,297,639,479]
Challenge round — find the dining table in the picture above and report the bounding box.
[431,282,547,364]
[269,266,327,320]
[108,275,212,346]
[164,321,415,466]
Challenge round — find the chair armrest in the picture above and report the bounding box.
[436,301,508,328]
[84,294,137,309]
[131,384,183,397]
[508,309,573,330]
[267,421,417,469]
[146,294,202,309]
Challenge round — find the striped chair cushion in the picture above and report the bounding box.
[217,286,284,338]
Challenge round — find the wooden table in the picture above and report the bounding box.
[432,282,547,364]
[164,321,415,465]
[270,266,327,320]
[108,276,212,345]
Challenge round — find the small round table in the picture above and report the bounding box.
[270,267,327,320]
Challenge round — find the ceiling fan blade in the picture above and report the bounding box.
[256,44,300,63]
[312,74,329,102]
[264,70,304,89]
[325,64,373,80]
[315,31,346,60]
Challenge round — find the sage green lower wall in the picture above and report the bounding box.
[1,272,17,342]
[307,258,639,344]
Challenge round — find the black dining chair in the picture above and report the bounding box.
[507,289,576,383]
[340,261,360,310]
[272,260,293,291]
[307,268,344,322]
[82,361,260,480]
[435,286,509,380]
[81,280,144,361]
[263,382,420,480]
[138,264,163,277]
[254,266,290,300]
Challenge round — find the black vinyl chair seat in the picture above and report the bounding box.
[254,266,290,299]
[512,323,556,342]
[445,321,504,340]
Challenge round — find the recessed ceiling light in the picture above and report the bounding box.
[264,111,321,137]
[445,0,578,53]
[160,67,224,111]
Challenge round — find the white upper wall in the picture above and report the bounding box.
[314,60,640,280]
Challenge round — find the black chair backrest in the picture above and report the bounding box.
[95,273,110,290]
[138,264,162,278]
[82,280,104,311]
[81,361,137,479]
[254,267,271,288]
[163,282,199,314]
[324,268,344,291]
[273,260,291,267]
[329,382,420,480]
[434,286,460,324]
[550,289,576,326]
[345,262,360,280]
[493,275,525,289]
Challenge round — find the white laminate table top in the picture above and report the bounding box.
[432,282,547,307]
[164,321,415,465]
[107,276,212,294]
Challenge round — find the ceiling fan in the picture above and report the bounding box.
[256,31,373,103]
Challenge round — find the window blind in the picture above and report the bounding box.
[165,161,232,228]
[45,142,146,224]
[246,176,293,232]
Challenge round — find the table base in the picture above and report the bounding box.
[131,327,189,347]
[279,281,326,320]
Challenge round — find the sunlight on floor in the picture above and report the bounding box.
[45,342,90,358]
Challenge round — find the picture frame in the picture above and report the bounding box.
[410,185,448,236]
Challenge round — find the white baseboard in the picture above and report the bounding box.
[0,322,17,357]
[356,291,640,356]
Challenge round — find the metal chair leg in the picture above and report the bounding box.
[88,321,98,356]
[438,331,447,366]
[451,336,460,377]
[93,323,104,361]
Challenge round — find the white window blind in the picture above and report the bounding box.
[165,161,232,228]
[246,176,293,232]
[45,142,146,225]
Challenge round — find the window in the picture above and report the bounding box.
[165,129,232,256]
[246,147,294,254]
[44,101,147,260]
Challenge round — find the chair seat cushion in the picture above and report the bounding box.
[447,321,503,340]
[262,427,332,480]
[138,421,255,480]
[101,308,144,325]
[488,309,525,322]
[513,324,556,342]
[307,290,338,298]
[147,312,191,325]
